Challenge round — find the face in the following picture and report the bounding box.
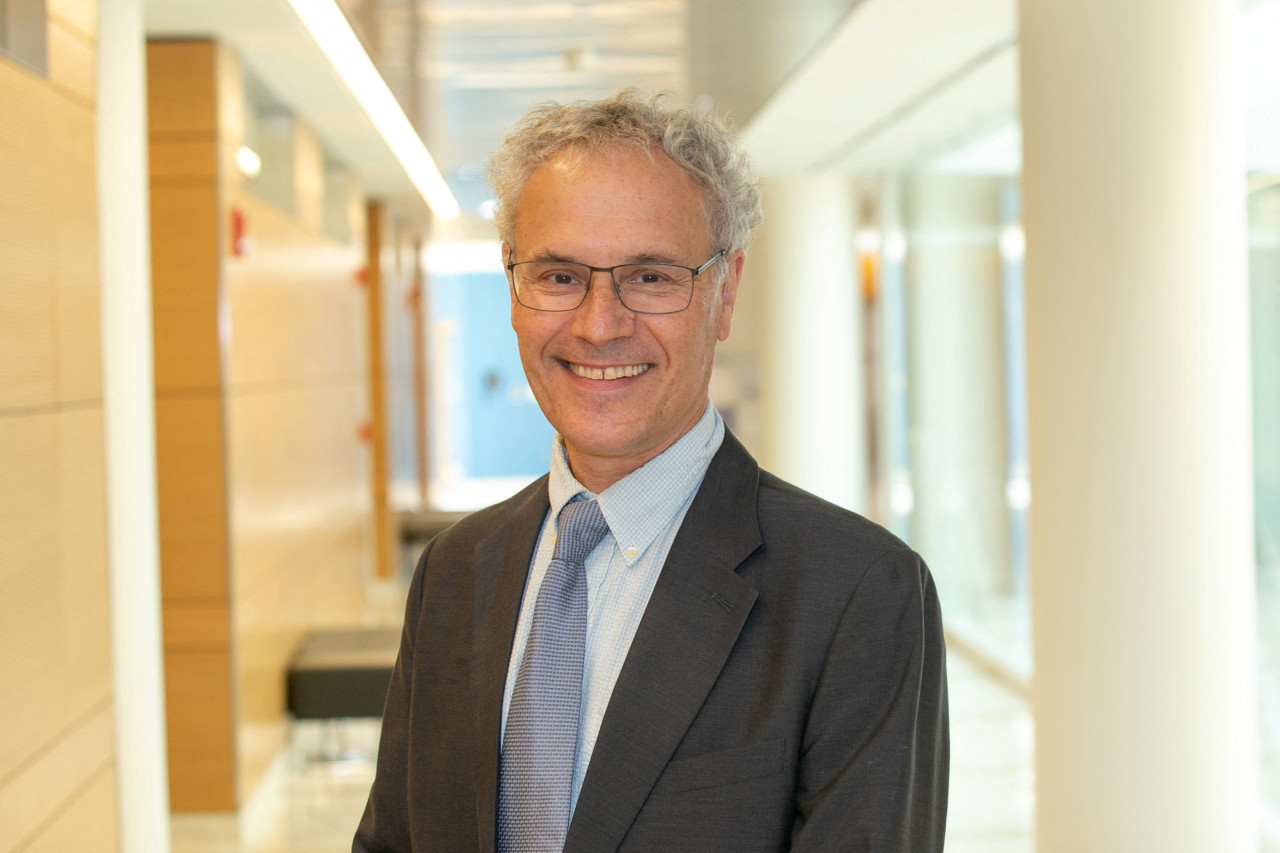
[507,146,744,491]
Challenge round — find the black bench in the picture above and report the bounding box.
[287,628,401,721]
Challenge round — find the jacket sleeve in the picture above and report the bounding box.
[352,540,432,853]
[789,548,950,852]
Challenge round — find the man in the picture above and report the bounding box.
[354,90,948,852]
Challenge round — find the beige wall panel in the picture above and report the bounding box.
[0,412,64,775]
[165,650,236,811]
[48,0,99,39]
[0,63,57,412]
[150,183,223,392]
[55,407,113,699]
[223,196,371,796]
[214,44,244,152]
[150,139,218,182]
[0,701,114,853]
[46,17,95,106]
[20,767,118,853]
[0,17,113,844]
[293,123,324,235]
[51,97,102,403]
[147,41,217,137]
[225,194,366,388]
[228,381,372,800]
[0,411,112,779]
[163,601,231,649]
[155,394,230,601]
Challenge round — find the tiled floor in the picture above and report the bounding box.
[170,648,1036,853]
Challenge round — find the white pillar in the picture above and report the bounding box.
[98,0,172,849]
[904,174,1011,623]
[756,175,865,511]
[1021,0,1257,849]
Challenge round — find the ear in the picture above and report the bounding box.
[716,249,745,342]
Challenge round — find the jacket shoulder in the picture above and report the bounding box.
[754,469,912,561]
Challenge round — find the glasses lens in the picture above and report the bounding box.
[513,262,589,310]
[614,265,694,313]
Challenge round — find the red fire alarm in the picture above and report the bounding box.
[231,206,247,257]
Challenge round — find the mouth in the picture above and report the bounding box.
[567,361,651,381]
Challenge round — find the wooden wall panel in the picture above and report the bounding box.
[149,138,218,182]
[149,183,222,392]
[0,4,117,845]
[148,40,236,812]
[162,601,231,647]
[163,651,236,811]
[146,40,217,137]
[154,395,230,600]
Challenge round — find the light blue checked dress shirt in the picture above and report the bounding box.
[500,402,725,815]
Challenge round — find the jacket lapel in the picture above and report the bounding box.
[565,432,764,853]
[469,476,550,853]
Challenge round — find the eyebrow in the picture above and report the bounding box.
[522,249,684,266]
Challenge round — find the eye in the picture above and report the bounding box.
[621,266,679,287]
[526,264,587,288]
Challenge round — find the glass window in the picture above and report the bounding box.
[0,0,47,75]
[1245,1,1280,844]
[241,69,296,215]
[425,242,553,511]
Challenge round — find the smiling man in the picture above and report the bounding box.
[354,91,949,853]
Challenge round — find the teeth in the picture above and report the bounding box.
[571,363,650,380]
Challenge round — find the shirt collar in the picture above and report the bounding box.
[547,403,725,565]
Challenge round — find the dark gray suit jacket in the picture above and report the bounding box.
[354,431,948,852]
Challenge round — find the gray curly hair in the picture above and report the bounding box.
[486,90,764,258]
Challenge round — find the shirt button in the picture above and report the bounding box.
[624,547,639,560]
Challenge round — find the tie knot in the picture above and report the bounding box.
[553,499,609,566]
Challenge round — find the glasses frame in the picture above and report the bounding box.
[506,249,727,314]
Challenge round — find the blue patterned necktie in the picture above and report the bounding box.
[498,498,610,853]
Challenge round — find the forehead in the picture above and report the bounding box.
[512,145,712,257]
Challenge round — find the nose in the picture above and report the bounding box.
[570,269,634,345]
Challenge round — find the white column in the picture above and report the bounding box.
[756,175,865,511]
[1021,0,1257,849]
[98,1,172,849]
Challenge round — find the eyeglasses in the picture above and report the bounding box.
[507,250,727,314]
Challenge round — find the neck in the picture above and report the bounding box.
[565,448,657,494]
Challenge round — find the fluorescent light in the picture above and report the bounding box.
[282,0,460,220]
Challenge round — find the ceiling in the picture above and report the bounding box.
[344,0,694,219]
[143,0,1280,233]
[143,0,1021,227]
